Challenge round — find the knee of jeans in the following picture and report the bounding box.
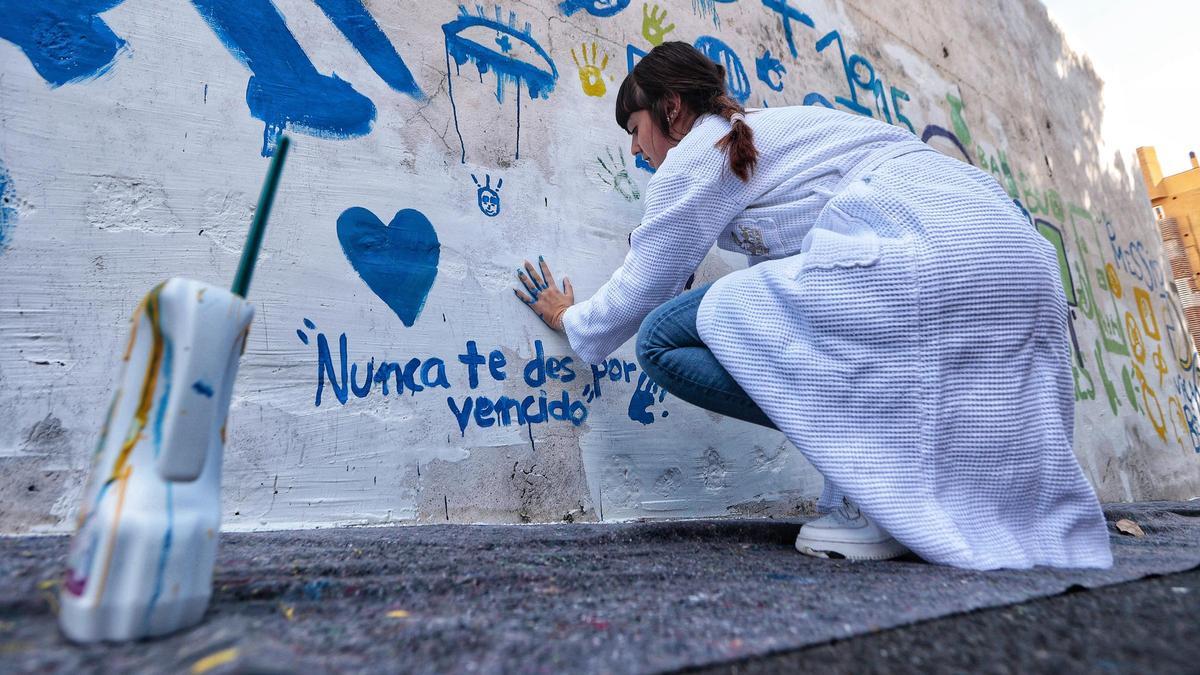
[635,310,668,369]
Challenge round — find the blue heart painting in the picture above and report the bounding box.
[336,207,440,327]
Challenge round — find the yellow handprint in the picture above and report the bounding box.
[642,4,675,46]
[571,42,609,97]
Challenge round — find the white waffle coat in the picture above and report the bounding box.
[561,106,1113,570]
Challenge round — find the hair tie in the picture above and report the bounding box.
[730,112,746,124]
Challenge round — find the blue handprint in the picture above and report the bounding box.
[628,373,668,425]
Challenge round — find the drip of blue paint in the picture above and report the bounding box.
[0,1,128,87]
[152,337,174,457]
[190,0,376,155]
[336,207,440,328]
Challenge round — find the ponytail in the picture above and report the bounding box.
[712,93,758,182]
[615,43,760,183]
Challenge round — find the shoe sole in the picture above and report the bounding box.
[795,539,912,562]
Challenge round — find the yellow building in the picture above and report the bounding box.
[1138,147,1200,343]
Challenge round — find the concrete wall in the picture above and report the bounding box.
[2,0,1198,533]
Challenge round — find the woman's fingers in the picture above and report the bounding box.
[517,270,539,296]
[538,256,555,289]
[563,276,574,302]
[513,288,534,304]
[523,260,546,289]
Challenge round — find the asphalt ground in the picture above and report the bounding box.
[695,566,1200,675]
[2,501,1197,674]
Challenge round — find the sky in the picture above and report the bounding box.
[1040,0,1199,177]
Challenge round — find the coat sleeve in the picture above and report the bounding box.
[561,166,745,364]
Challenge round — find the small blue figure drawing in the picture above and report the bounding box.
[472,174,503,217]
[444,5,559,163]
[756,50,786,91]
[559,0,631,17]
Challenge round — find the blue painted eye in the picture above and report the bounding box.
[443,6,557,102]
[558,0,631,18]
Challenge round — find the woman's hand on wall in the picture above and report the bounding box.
[515,256,574,331]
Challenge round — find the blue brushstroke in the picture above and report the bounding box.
[803,91,834,108]
[760,0,814,59]
[558,0,630,17]
[626,44,648,74]
[152,337,174,457]
[920,124,973,166]
[693,36,750,103]
[336,207,440,328]
[312,0,424,99]
[316,332,348,406]
[192,380,214,398]
[634,154,656,174]
[0,161,15,249]
[0,1,128,87]
[143,483,173,633]
[755,50,786,91]
[190,0,375,156]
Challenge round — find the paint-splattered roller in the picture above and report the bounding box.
[58,138,290,642]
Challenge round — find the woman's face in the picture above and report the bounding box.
[625,109,682,170]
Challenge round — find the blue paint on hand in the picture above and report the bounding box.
[191,0,376,155]
[0,0,128,87]
[337,207,440,328]
[192,380,215,398]
[312,0,424,99]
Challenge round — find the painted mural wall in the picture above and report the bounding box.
[2,0,1198,533]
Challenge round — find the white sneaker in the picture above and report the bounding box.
[795,496,911,561]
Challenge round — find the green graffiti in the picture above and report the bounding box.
[1122,365,1140,414]
[945,93,973,151]
[1035,220,1076,306]
[1073,362,1096,401]
[1095,339,1121,415]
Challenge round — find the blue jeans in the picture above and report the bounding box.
[635,284,778,429]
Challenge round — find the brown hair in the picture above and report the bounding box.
[615,41,758,181]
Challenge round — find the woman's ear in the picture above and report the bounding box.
[664,91,683,118]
